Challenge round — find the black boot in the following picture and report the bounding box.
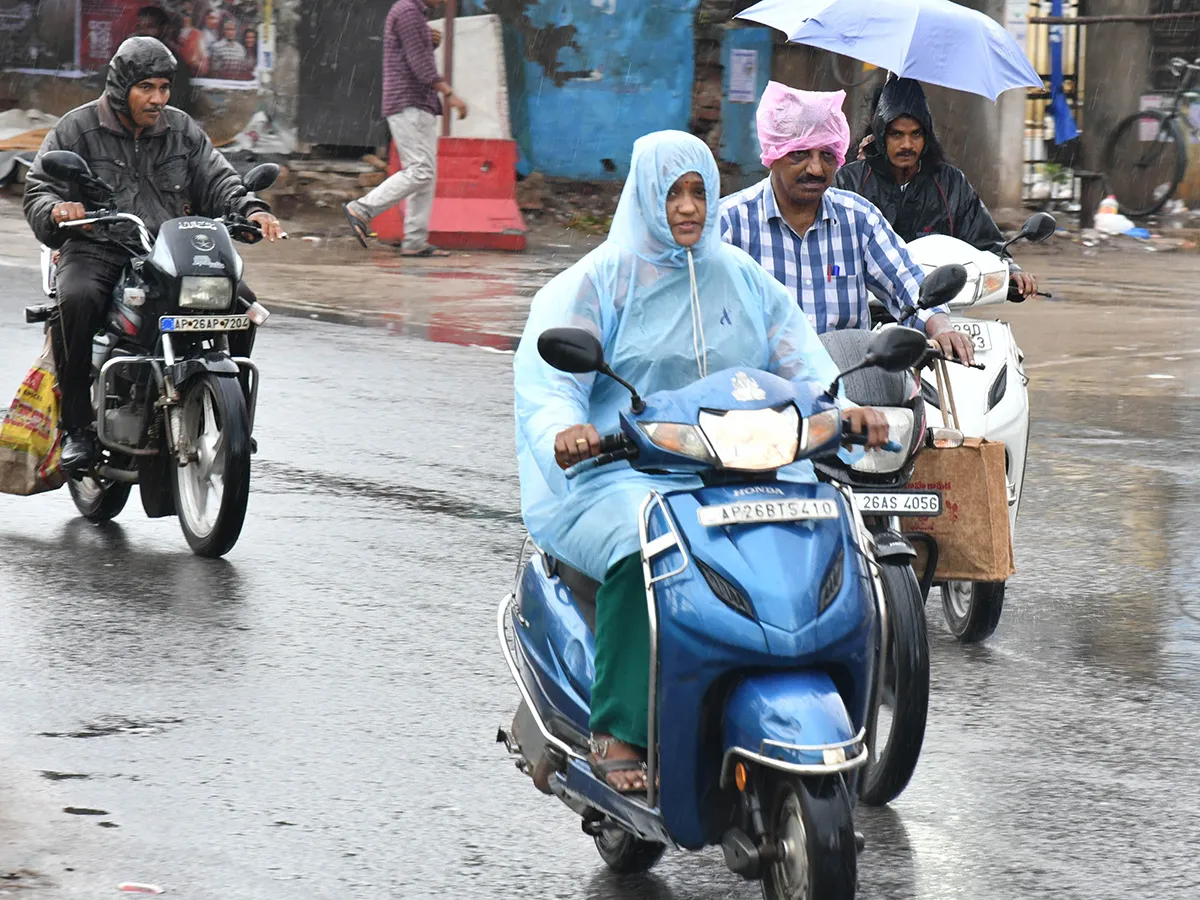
[60,430,96,474]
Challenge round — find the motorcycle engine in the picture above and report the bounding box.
[104,405,143,447]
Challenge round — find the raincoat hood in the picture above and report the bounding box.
[105,37,178,121]
[870,76,944,167]
[608,130,720,268]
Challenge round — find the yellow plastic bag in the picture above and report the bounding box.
[0,335,65,495]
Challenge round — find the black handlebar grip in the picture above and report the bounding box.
[598,433,627,454]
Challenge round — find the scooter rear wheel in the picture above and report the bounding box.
[859,564,930,807]
[761,775,856,900]
[594,825,665,874]
[941,580,1005,643]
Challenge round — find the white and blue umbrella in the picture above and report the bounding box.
[736,0,1043,101]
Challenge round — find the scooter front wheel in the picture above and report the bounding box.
[941,580,1005,643]
[859,563,930,807]
[761,776,856,900]
[594,825,665,874]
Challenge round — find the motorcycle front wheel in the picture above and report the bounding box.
[171,373,252,558]
[760,775,856,900]
[941,580,1005,643]
[858,563,929,807]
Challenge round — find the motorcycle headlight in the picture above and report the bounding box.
[697,405,799,471]
[179,276,234,310]
[850,407,914,474]
[979,268,1008,299]
[639,422,717,465]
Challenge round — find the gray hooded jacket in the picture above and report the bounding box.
[24,37,266,250]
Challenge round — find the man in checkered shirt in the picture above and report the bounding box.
[720,82,974,365]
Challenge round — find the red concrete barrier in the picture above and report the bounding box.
[372,137,527,251]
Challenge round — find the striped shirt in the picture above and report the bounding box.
[382,0,443,118]
[719,180,943,334]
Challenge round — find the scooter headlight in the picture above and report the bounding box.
[849,408,914,474]
[179,276,234,310]
[697,405,799,471]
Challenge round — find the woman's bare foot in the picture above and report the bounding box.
[588,733,647,793]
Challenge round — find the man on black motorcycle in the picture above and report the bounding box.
[23,36,283,472]
[835,76,1039,299]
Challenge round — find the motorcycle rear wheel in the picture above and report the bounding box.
[760,775,856,900]
[858,563,929,807]
[171,374,252,558]
[594,825,666,874]
[941,580,1005,643]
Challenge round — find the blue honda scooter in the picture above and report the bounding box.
[497,315,937,898]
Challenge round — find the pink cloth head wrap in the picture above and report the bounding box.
[757,82,851,169]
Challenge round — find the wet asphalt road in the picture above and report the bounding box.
[2,270,1200,899]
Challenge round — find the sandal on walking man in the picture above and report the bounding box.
[344,0,467,256]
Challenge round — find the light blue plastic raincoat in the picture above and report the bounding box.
[514,131,846,581]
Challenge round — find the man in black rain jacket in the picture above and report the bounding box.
[24,37,283,472]
[836,76,1038,300]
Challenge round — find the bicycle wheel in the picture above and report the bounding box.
[827,53,875,88]
[1102,109,1187,217]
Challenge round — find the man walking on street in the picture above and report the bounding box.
[344,0,467,257]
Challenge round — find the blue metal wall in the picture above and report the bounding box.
[719,27,773,193]
[464,0,701,180]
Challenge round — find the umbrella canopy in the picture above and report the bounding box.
[737,0,1043,101]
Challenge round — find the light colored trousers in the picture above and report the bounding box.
[354,107,438,251]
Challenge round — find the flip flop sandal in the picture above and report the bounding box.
[401,245,451,257]
[588,756,649,795]
[342,204,371,249]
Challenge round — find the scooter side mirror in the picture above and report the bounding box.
[538,327,646,412]
[918,264,969,310]
[1017,211,1057,244]
[40,150,92,183]
[243,163,281,193]
[827,326,928,397]
[863,326,929,372]
[537,327,605,374]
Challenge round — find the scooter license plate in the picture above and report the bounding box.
[697,498,840,527]
[160,315,251,333]
[951,321,991,352]
[853,491,942,516]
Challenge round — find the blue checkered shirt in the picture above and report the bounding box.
[719,180,943,334]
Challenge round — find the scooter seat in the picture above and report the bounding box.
[546,556,600,633]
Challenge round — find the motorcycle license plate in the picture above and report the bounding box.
[853,491,941,516]
[697,498,840,527]
[951,321,990,352]
[160,315,251,333]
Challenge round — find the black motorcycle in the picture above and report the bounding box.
[815,264,970,807]
[25,149,280,558]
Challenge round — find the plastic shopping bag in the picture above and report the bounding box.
[0,335,65,495]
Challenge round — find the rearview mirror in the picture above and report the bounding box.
[536,326,646,412]
[863,326,929,373]
[1018,212,1056,244]
[918,264,969,309]
[243,163,280,193]
[537,327,605,374]
[40,150,91,183]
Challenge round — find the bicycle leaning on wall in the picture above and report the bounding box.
[1102,56,1200,217]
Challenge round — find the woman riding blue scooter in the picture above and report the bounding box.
[512,130,893,794]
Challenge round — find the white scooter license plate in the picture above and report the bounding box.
[697,498,840,527]
[853,491,942,516]
[160,315,251,332]
[951,321,991,352]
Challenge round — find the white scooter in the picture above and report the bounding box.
[875,212,1056,642]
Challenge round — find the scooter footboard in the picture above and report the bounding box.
[721,671,867,786]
